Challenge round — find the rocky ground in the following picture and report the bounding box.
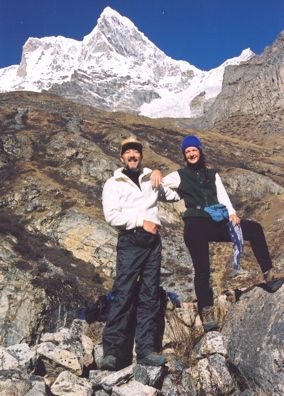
[0,91,283,395]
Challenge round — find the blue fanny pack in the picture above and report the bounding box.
[204,204,229,222]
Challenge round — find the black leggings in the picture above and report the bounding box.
[184,217,272,311]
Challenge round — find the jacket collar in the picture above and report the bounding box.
[113,167,152,180]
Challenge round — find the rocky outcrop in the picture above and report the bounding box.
[223,285,284,395]
[204,31,284,126]
[1,284,282,395]
[0,91,283,394]
[0,233,46,346]
[0,91,190,342]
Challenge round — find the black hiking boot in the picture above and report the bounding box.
[99,355,117,371]
[137,352,167,366]
[264,268,283,293]
[201,305,219,332]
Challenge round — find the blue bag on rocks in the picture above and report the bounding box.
[204,204,229,222]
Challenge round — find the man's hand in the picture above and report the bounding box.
[229,213,241,225]
[150,170,163,188]
[143,220,158,234]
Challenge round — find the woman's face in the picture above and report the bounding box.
[184,146,201,165]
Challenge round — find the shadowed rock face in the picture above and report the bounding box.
[222,286,284,395]
[203,31,284,126]
[0,91,283,349]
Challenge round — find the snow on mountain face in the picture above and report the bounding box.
[0,36,81,92]
[0,6,254,118]
[140,48,253,118]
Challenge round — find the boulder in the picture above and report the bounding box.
[133,364,166,388]
[36,320,94,377]
[222,285,284,395]
[0,370,46,396]
[112,379,162,395]
[51,370,93,396]
[194,354,235,395]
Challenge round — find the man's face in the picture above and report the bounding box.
[120,149,142,170]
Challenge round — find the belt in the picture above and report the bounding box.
[119,227,160,235]
[118,227,142,235]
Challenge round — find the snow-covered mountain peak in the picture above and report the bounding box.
[0,7,255,118]
[218,48,254,69]
[82,5,163,62]
[99,6,137,30]
[239,48,254,60]
[15,35,81,90]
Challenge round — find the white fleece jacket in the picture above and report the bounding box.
[102,167,179,230]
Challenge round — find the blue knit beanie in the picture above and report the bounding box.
[181,135,202,154]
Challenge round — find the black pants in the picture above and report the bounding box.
[103,228,162,363]
[184,217,272,311]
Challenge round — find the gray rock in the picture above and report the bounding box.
[196,354,235,395]
[133,364,166,388]
[204,31,284,126]
[52,209,117,276]
[180,370,197,396]
[0,240,46,346]
[0,346,19,370]
[36,341,83,375]
[40,328,70,344]
[51,370,93,395]
[160,375,178,396]
[89,368,111,388]
[193,331,228,359]
[0,370,46,396]
[221,168,284,201]
[190,91,206,117]
[222,286,284,395]
[36,323,94,376]
[100,365,134,391]
[23,380,47,396]
[1,133,33,160]
[161,369,197,396]
[94,390,109,396]
[112,379,162,395]
[6,343,36,371]
[93,344,104,368]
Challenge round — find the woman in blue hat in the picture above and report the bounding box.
[155,135,282,332]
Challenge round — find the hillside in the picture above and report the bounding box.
[0,91,283,394]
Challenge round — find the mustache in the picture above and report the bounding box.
[127,157,138,162]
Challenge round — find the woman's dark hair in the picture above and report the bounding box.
[187,150,210,182]
[199,151,206,168]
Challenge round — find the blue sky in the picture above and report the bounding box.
[0,0,283,70]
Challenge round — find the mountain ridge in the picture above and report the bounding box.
[0,7,254,118]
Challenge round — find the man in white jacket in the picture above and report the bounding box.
[101,136,179,370]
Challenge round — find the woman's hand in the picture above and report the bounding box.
[229,213,241,225]
[150,169,163,188]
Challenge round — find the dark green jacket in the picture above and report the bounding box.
[177,167,218,219]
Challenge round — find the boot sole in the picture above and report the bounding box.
[137,358,167,366]
[203,322,220,332]
[265,279,283,293]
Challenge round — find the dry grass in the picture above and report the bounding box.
[164,308,203,367]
